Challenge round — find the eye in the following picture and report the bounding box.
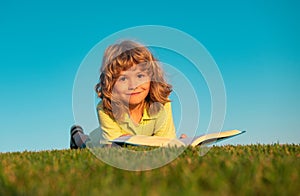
[137,73,145,78]
[118,76,127,82]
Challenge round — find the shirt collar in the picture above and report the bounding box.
[120,107,157,124]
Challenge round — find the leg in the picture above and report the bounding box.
[70,125,90,149]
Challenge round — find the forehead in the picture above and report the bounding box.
[120,64,147,75]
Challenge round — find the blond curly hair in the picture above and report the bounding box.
[95,40,172,121]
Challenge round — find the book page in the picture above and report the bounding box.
[110,130,244,147]
[190,130,243,146]
[125,135,185,147]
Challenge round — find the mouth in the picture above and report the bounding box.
[126,91,142,96]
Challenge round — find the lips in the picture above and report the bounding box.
[127,92,142,96]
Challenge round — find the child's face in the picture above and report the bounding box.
[113,65,151,107]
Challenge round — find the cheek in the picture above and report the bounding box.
[112,83,125,98]
[113,82,126,91]
[140,82,151,90]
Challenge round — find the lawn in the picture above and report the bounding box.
[0,144,299,195]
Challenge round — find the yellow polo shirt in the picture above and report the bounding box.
[97,102,176,142]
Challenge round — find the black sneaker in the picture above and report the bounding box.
[70,125,84,149]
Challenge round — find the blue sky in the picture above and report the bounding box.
[0,0,299,152]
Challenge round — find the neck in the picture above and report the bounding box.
[129,102,145,124]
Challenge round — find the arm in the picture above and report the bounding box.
[153,102,176,138]
[97,106,131,141]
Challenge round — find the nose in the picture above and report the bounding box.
[128,78,138,90]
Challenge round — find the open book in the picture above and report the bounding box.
[110,129,245,147]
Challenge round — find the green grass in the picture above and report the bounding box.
[0,144,299,196]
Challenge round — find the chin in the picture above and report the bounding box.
[129,101,143,106]
[128,98,145,105]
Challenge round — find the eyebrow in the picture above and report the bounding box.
[119,69,147,75]
[118,74,127,77]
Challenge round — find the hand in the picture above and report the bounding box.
[180,134,187,139]
[120,134,132,137]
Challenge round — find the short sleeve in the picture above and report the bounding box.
[153,102,176,138]
[97,104,130,141]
